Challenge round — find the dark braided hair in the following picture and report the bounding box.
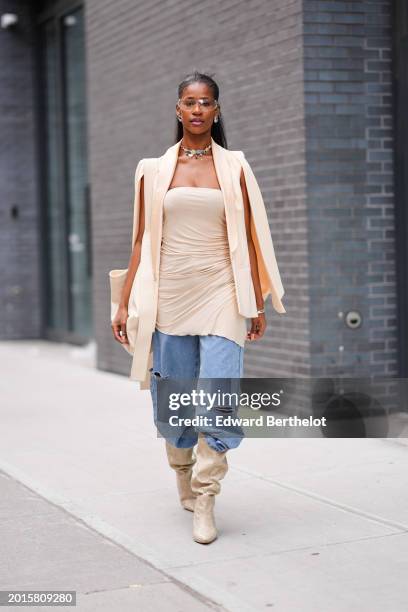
[174,71,228,149]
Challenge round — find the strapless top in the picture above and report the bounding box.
[155,187,247,346]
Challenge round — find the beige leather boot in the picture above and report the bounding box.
[165,441,197,512]
[190,433,229,544]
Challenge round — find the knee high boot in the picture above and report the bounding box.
[190,432,229,544]
[165,441,198,512]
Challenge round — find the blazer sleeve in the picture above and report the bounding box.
[131,159,145,250]
[234,150,286,314]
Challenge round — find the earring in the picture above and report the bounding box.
[177,115,182,122]
[214,115,219,123]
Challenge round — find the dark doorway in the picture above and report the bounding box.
[393,0,408,376]
[36,0,92,344]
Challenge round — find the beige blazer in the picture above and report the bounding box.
[127,136,286,389]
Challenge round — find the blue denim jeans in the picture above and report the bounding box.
[149,328,245,452]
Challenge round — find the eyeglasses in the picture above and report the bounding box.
[178,97,219,110]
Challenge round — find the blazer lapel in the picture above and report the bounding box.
[150,140,180,280]
[211,138,238,254]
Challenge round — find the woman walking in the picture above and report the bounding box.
[112,71,286,544]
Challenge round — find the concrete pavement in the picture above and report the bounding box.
[0,471,220,611]
[1,340,408,611]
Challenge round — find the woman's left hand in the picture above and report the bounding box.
[247,313,267,341]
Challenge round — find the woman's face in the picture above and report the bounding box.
[176,82,219,136]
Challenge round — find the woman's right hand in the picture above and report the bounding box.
[111,305,129,346]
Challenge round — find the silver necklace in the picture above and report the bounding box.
[180,141,212,159]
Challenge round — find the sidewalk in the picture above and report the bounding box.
[1,340,408,611]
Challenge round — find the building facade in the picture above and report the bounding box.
[1,0,407,382]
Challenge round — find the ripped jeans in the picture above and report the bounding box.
[149,328,245,452]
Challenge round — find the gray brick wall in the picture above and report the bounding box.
[1,0,396,385]
[86,0,306,380]
[0,1,41,339]
[303,0,396,377]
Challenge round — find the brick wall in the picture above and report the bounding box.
[303,0,396,377]
[86,0,307,381]
[0,0,396,384]
[0,0,41,339]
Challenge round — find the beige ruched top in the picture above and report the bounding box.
[155,186,247,347]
